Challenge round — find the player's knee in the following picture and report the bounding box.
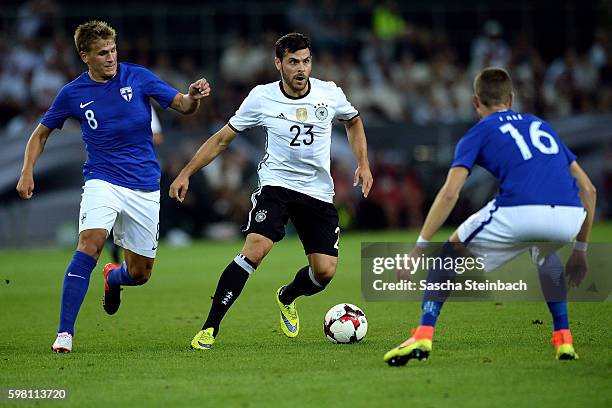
[76,233,105,259]
[242,235,273,265]
[312,261,337,283]
[127,263,153,284]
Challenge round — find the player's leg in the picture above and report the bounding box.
[385,200,516,365]
[191,233,273,349]
[275,195,339,337]
[530,206,586,360]
[274,253,338,338]
[191,186,287,350]
[102,186,159,314]
[384,234,465,366]
[53,180,120,352]
[53,228,108,353]
[278,254,337,304]
[535,251,577,359]
[102,249,155,315]
[204,233,273,334]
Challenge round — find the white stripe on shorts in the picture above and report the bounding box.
[243,187,262,232]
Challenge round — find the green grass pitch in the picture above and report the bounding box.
[1,226,611,407]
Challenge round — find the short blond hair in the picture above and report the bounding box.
[74,20,116,53]
[474,67,513,107]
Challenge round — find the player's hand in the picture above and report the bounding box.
[16,173,34,199]
[169,174,190,203]
[354,164,373,198]
[565,249,588,288]
[188,78,211,100]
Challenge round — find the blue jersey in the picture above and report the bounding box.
[452,110,581,207]
[41,63,178,191]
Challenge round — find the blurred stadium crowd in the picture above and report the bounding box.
[1,0,611,241]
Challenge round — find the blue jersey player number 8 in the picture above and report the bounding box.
[84,109,98,129]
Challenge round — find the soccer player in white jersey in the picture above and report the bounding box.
[383,68,597,365]
[170,33,373,350]
[15,20,210,353]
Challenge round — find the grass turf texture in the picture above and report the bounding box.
[1,226,611,407]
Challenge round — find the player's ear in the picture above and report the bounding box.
[274,57,281,72]
[79,51,88,64]
[472,95,480,110]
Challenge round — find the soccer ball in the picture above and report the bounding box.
[323,303,368,343]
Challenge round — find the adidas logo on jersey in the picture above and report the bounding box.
[277,113,287,119]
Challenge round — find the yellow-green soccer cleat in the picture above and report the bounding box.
[553,329,579,360]
[384,327,434,366]
[384,337,432,366]
[556,344,579,360]
[275,287,299,338]
[190,328,215,350]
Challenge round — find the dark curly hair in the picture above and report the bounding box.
[274,32,311,59]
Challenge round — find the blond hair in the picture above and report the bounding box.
[74,20,116,53]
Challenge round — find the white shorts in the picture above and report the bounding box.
[457,200,586,272]
[78,179,160,258]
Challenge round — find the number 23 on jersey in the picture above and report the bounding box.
[289,124,313,147]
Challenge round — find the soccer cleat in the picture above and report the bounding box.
[191,328,215,350]
[51,332,72,353]
[102,263,122,315]
[552,329,579,360]
[384,326,434,366]
[275,286,299,338]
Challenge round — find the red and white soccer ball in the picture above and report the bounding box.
[323,303,368,343]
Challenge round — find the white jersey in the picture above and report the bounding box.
[228,78,358,203]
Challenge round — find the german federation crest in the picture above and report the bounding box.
[255,210,267,222]
[120,86,133,102]
[315,103,328,120]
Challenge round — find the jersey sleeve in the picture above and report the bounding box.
[227,87,262,132]
[333,84,359,121]
[140,68,179,109]
[561,142,577,165]
[451,124,484,172]
[40,85,72,130]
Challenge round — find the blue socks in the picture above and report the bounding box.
[106,262,137,287]
[420,300,444,327]
[418,241,459,328]
[537,253,569,330]
[547,301,569,330]
[58,251,97,335]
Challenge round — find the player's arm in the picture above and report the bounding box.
[565,161,597,287]
[418,166,470,241]
[169,78,210,115]
[344,116,373,197]
[569,161,596,243]
[16,124,53,199]
[169,124,238,203]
